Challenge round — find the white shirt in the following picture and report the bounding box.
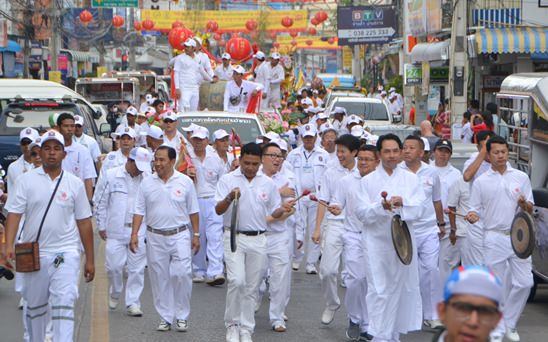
[195,51,214,81]
[191,149,226,198]
[63,141,97,181]
[335,169,364,232]
[318,162,357,221]
[6,167,91,254]
[134,171,199,230]
[469,166,534,231]
[285,144,329,194]
[214,65,233,81]
[73,134,102,162]
[100,149,127,174]
[264,168,295,234]
[265,63,285,91]
[463,151,491,183]
[215,168,281,232]
[163,131,186,157]
[173,53,212,89]
[435,163,462,223]
[223,80,263,113]
[447,177,473,237]
[7,155,33,193]
[461,122,473,143]
[254,62,270,92]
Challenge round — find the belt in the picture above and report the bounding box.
[146,225,188,236]
[239,231,266,236]
[124,223,132,228]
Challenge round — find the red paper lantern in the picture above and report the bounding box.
[168,27,194,50]
[305,39,313,46]
[134,21,142,31]
[245,19,258,32]
[79,10,93,25]
[290,40,298,47]
[213,33,222,41]
[328,37,335,45]
[315,11,328,23]
[269,31,277,40]
[281,17,293,28]
[311,17,319,26]
[206,20,218,32]
[273,42,280,49]
[142,19,155,31]
[218,40,226,47]
[307,27,317,35]
[226,36,252,62]
[172,20,184,29]
[112,15,124,28]
[289,30,298,38]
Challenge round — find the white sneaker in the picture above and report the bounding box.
[424,319,444,329]
[226,325,240,342]
[156,320,171,331]
[175,319,188,332]
[206,274,226,286]
[292,262,300,271]
[506,328,520,342]
[193,275,206,283]
[240,329,253,342]
[108,296,119,310]
[44,336,53,342]
[126,305,143,317]
[282,313,288,321]
[305,264,318,274]
[321,305,339,325]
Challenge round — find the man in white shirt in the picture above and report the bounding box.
[186,126,226,286]
[73,115,102,169]
[285,124,329,274]
[118,106,145,147]
[330,107,347,134]
[162,111,186,157]
[7,127,39,193]
[466,136,534,342]
[311,135,360,326]
[460,112,473,143]
[5,130,95,342]
[400,135,446,329]
[101,127,136,174]
[194,36,215,83]
[223,65,263,113]
[56,112,97,201]
[94,147,152,317]
[130,145,200,332]
[212,129,237,174]
[145,125,164,153]
[253,52,269,111]
[214,53,234,81]
[319,123,338,164]
[264,52,285,110]
[173,38,212,112]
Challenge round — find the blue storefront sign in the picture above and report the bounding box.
[337,6,397,46]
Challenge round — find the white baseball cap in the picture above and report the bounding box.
[184,38,196,47]
[389,93,397,100]
[191,125,209,140]
[271,52,281,59]
[254,51,265,60]
[19,127,39,142]
[300,123,317,137]
[129,147,152,173]
[351,125,364,138]
[74,115,84,126]
[301,98,313,106]
[222,52,231,60]
[347,115,362,125]
[193,36,203,45]
[137,111,147,118]
[146,125,164,140]
[182,123,199,132]
[144,106,155,114]
[331,107,347,116]
[232,65,245,74]
[40,130,65,147]
[213,129,230,141]
[116,126,136,139]
[271,138,288,151]
[389,87,396,93]
[255,137,263,144]
[262,131,280,141]
[126,106,138,116]
[29,136,42,150]
[316,112,328,120]
[421,137,431,152]
[380,91,387,96]
[319,122,336,135]
[163,111,178,122]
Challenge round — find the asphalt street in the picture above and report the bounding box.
[1,238,548,342]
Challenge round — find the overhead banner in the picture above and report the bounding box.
[277,35,340,50]
[140,9,308,32]
[337,6,397,46]
[408,0,442,36]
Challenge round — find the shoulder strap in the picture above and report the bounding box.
[35,171,64,242]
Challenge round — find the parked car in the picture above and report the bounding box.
[323,90,365,110]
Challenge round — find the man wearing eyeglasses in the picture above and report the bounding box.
[435,265,503,342]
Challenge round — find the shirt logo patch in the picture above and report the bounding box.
[109,154,115,160]
[259,191,268,201]
[318,156,323,162]
[59,191,69,201]
[174,189,183,197]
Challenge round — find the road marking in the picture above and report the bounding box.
[89,242,109,342]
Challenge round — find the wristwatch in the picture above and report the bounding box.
[437,221,446,227]
[193,232,200,238]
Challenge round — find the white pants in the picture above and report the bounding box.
[224,231,268,333]
[105,236,146,307]
[372,333,400,342]
[319,219,345,310]
[146,230,192,323]
[23,251,80,342]
[462,224,484,265]
[179,87,199,112]
[294,196,321,266]
[265,231,292,326]
[416,232,441,321]
[438,236,465,290]
[344,230,369,332]
[266,87,281,109]
[484,230,533,337]
[192,198,224,278]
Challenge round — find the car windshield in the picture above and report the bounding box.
[76,82,135,104]
[178,116,262,144]
[0,103,79,135]
[336,101,389,121]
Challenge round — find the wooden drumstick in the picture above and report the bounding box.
[309,194,329,208]
[381,191,392,211]
[444,208,467,218]
[295,189,311,202]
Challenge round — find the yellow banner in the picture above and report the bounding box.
[96,66,107,77]
[49,71,62,84]
[141,9,308,32]
[276,35,339,50]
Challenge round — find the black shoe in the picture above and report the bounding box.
[359,332,373,341]
[345,320,360,340]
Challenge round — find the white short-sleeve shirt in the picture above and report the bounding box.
[63,142,97,181]
[192,149,226,198]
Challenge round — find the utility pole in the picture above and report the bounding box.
[50,0,61,72]
[448,0,468,125]
[128,7,136,71]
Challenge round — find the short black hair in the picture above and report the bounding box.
[475,130,495,145]
[376,133,402,151]
[241,142,262,158]
[486,135,508,152]
[405,134,425,150]
[56,112,74,127]
[156,145,177,160]
[262,142,281,154]
[152,99,164,107]
[470,99,480,109]
[359,144,378,154]
[335,134,360,152]
[463,111,471,120]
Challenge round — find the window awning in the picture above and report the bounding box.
[475,27,548,54]
[410,40,450,63]
[0,40,22,53]
[59,49,100,63]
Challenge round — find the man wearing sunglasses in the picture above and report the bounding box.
[435,265,502,342]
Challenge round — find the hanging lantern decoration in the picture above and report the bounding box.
[112,15,124,28]
[168,27,194,50]
[79,10,93,25]
[172,20,184,29]
[273,42,280,49]
[290,40,298,47]
[289,29,298,38]
[281,17,293,28]
[315,11,328,23]
[218,40,226,47]
[328,37,335,45]
[142,19,155,31]
[225,36,252,62]
[305,39,313,46]
[213,32,222,41]
[134,21,142,31]
[245,19,258,32]
[311,17,319,26]
[269,31,277,40]
[307,27,317,35]
[206,20,219,32]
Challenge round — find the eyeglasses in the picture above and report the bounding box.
[263,153,284,160]
[448,301,500,326]
[31,151,39,157]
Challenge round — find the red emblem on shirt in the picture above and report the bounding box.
[59,191,68,201]
[259,191,268,201]
[174,189,183,197]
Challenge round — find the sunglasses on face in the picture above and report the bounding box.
[163,119,175,124]
[31,151,39,157]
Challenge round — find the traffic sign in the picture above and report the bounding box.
[92,0,138,8]
[337,6,397,46]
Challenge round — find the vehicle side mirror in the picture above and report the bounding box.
[100,123,112,135]
[93,110,102,120]
[393,115,402,124]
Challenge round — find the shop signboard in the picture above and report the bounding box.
[408,0,442,36]
[92,0,138,8]
[404,63,449,85]
[337,6,397,46]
